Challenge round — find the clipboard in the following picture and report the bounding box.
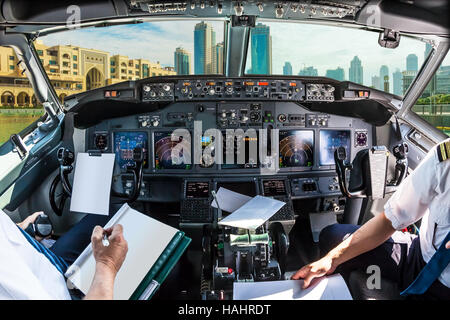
[65,203,191,300]
[69,151,116,215]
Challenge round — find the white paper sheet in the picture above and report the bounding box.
[70,152,115,215]
[211,187,252,213]
[233,274,352,300]
[218,195,285,230]
[65,203,179,300]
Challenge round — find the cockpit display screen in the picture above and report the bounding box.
[222,132,259,169]
[113,131,148,170]
[279,130,314,168]
[319,130,351,166]
[154,131,191,170]
[263,180,287,196]
[186,182,210,198]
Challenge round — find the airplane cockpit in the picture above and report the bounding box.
[0,0,448,302]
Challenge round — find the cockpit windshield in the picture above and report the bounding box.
[35,20,225,100]
[245,21,431,97]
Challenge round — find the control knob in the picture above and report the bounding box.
[143,85,151,92]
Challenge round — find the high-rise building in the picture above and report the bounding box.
[380,65,389,92]
[194,21,216,74]
[215,42,224,74]
[326,67,345,81]
[393,69,402,96]
[401,70,418,94]
[250,23,272,74]
[283,62,292,75]
[406,54,418,72]
[349,56,363,85]
[298,66,318,76]
[371,75,380,90]
[174,47,191,75]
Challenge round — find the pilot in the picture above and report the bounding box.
[0,209,128,299]
[293,138,450,300]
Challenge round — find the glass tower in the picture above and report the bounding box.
[250,23,272,74]
[349,56,363,85]
[174,47,191,75]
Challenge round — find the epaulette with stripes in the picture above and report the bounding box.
[437,140,450,162]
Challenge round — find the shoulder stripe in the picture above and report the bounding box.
[437,141,449,162]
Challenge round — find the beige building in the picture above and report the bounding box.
[0,40,176,107]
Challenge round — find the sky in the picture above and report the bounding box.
[40,20,438,90]
[41,21,225,68]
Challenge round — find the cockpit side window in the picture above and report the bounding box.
[0,46,45,147]
[412,51,450,137]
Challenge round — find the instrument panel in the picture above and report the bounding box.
[113,131,149,169]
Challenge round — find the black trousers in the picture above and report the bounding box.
[319,224,450,300]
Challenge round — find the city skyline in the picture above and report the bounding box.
[38,20,449,97]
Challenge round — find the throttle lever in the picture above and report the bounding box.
[390,142,409,186]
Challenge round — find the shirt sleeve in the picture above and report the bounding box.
[384,146,440,230]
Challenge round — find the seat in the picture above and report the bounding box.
[347,270,404,300]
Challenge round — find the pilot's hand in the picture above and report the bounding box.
[91,224,128,276]
[291,256,336,289]
[446,241,450,250]
[17,211,48,241]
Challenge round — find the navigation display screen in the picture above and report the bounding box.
[319,130,351,166]
[279,130,314,168]
[154,131,191,170]
[186,182,210,198]
[263,180,287,196]
[113,131,148,170]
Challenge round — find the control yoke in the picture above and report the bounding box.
[112,147,144,203]
[334,143,409,199]
[49,147,144,216]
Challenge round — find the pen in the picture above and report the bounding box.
[102,232,110,247]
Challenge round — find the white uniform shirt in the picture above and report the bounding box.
[0,210,71,300]
[384,138,450,288]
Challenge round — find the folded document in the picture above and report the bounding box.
[65,203,191,300]
[233,274,352,300]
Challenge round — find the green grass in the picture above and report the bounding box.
[0,109,44,145]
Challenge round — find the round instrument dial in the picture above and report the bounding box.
[94,133,108,150]
[355,131,368,147]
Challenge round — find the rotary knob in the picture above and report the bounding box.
[143,85,151,92]
[152,120,160,127]
[163,84,171,91]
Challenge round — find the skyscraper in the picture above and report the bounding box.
[298,66,318,76]
[371,75,380,89]
[326,67,345,81]
[380,65,389,92]
[250,23,272,74]
[215,42,224,74]
[194,21,216,74]
[406,54,418,72]
[393,69,402,96]
[349,56,363,84]
[283,62,292,75]
[174,47,191,75]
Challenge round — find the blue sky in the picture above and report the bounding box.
[40,20,442,90]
